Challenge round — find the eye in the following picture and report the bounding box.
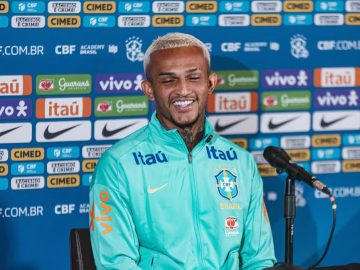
[161,78,175,84]
[189,76,200,81]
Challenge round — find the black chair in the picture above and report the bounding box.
[70,228,96,270]
[266,263,360,270]
[69,230,360,270]
[315,264,360,270]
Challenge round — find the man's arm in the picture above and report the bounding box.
[239,156,277,270]
[89,151,141,270]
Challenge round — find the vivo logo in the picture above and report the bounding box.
[0,98,31,119]
[95,74,143,93]
[314,89,359,108]
[262,69,310,88]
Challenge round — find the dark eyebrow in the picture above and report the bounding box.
[158,68,200,77]
[186,68,200,73]
[158,72,176,77]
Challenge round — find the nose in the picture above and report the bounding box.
[178,78,190,96]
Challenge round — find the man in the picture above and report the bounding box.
[90,32,276,269]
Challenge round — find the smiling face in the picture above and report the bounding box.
[142,46,217,131]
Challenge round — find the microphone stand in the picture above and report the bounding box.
[283,173,296,265]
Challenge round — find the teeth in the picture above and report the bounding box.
[173,100,193,107]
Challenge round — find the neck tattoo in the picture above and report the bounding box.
[184,127,194,144]
[183,127,203,152]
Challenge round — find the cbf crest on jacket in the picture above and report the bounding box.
[90,113,276,270]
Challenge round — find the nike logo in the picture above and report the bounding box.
[214,118,248,132]
[102,122,137,137]
[147,183,168,194]
[268,116,299,130]
[44,124,81,140]
[0,125,22,137]
[320,115,349,128]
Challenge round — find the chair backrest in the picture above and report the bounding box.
[315,264,360,270]
[70,228,96,270]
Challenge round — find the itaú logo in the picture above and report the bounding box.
[0,75,32,95]
[207,92,257,112]
[132,151,168,165]
[206,146,238,160]
[314,67,359,88]
[36,97,91,118]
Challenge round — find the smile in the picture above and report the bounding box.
[172,99,195,108]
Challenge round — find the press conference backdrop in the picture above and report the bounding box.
[0,1,360,269]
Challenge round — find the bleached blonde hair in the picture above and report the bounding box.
[143,32,210,78]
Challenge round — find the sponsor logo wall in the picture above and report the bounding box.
[0,1,359,269]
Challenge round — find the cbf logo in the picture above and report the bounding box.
[290,34,309,59]
[125,36,144,62]
[216,169,238,201]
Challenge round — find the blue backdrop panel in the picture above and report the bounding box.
[0,1,360,269]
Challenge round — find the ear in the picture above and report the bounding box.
[208,72,218,94]
[142,80,155,101]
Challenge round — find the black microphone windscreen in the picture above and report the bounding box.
[263,146,291,169]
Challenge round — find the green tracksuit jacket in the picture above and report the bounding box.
[90,113,276,270]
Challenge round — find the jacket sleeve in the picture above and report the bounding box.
[89,150,142,270]
[239,156,277,270]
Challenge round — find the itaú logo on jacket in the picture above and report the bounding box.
[206,146,238,160]
[132,151,168,165]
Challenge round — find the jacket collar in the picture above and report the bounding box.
[148,112,214,146]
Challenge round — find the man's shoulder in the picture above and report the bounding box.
[214,134,250,155]
[106,124,150,159]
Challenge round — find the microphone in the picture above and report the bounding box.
[263,146,331,196]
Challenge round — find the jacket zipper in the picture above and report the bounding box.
[179,132,209,269]
[188,153,206,269]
